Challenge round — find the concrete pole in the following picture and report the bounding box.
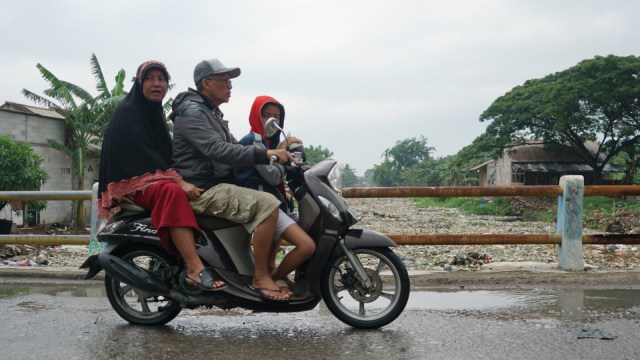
[557,175,585,270]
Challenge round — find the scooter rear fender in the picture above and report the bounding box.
[98,253,172,295]
[79,236,163,280]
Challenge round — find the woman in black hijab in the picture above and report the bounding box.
[98,60,225,291]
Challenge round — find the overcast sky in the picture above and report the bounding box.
[2,0,639,175]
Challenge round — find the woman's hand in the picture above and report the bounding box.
[177,179,204,201]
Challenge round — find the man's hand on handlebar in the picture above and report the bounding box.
[267,148,297,165]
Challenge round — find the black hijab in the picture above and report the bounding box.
[98,62,172,196]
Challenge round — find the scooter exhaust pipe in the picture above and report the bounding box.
[98,253,171,295]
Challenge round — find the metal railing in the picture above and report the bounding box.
[1,176,639,269]
[0,190,94,246]
[342,183,640,248]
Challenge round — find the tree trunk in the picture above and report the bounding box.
[75,175,85,226]
[593,169,603,185]
[623,147,637,185]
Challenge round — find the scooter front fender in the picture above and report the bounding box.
[343,229,397,249]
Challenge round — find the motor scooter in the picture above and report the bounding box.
[81,119,409,329]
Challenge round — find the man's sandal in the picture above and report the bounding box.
[275,279,294,296]
[248,285,290,302]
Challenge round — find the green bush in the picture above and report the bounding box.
[0,136,49,213]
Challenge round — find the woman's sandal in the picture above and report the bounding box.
[186,268,227,291]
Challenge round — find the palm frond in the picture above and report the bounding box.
[36,63,77,109]
[21,89,59,110]
[61,81,94,104]
[163,97,174,114]
[47,139,73,158]
[91,54,110,98]
[111,69,127,96]
[101,94,126,107]
[42,89,68,104]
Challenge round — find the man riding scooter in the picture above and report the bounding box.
[170,58,298,302]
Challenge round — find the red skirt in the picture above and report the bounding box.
[133,180,201,255]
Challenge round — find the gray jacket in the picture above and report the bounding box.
[251,134,286,186]
[170,89,269,190]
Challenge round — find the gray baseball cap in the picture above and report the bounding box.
[193,58,241,85]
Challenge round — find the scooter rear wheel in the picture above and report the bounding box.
[321,247,409,329]
[105,244,182,326]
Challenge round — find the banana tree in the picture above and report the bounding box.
[22,54,126,225]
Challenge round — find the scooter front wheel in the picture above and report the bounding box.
[321,247,410,329]
[105,244,182,326]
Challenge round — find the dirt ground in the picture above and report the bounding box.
[2,196,640,288]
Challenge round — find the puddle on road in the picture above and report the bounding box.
[407,289,556,310]
[0,283,105,300]
[406,289,640,321]
[407,289,640,311]
[1,282,639,321]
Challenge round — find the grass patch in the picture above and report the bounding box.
[412,197,512,216]
[528,211,556,223]
[583,196,640,230]
[584,196,640,216]
[413,195,640,228]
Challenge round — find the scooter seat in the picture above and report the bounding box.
[195,214,238,230]
[117,200,146,212]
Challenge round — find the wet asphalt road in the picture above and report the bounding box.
[1,278,640,360]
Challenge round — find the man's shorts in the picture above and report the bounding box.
[190,183,281,233]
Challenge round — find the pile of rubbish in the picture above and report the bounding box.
[1,244,52,266]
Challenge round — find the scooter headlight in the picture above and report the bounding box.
[318,195,341,221]
[327,163,343,193]
[100,220,123,234]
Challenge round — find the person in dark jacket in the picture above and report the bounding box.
[235,96,315,295]
[170,59,294,301]
[98,60,225,291]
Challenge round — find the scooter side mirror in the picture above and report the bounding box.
[264,117,283,138]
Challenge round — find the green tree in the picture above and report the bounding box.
[372,160,397,187]
[480,55,640,184]
[22,54,127,225]
[405,156,453,186]
[445,133,503,186]
[305,144,333,165]
[383,136,434,171]
[373,136,434,186]
[340,164,359,187]
[363,168,375,186]
[0,136,49,221]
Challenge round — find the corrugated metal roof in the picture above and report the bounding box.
[512,162,625,173]
[469,159,493,171]
[0,101,65,120]
[507,141,603,161]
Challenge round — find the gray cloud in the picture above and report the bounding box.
[2,0,639,175]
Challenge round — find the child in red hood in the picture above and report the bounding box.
[235,95,315,296]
